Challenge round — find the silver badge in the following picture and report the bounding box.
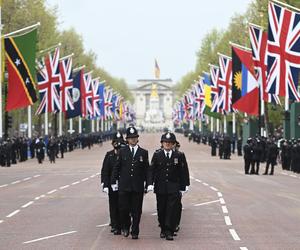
[130,127,135,134]
[166,133,171,139]
[140,156,143,162]
[116,132,121,138]
[72,88,80,102]
[174,158,178,164]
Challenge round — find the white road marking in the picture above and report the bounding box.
[23,231,77,244]
[202,182,209,186]
[81,178,89,182]
[0,220,4,224]
[229,229,240,241]
[11,180,21,184]
[217,192,223,197]
[290,175,297,178]
[220,198,226,204]
[195,179,202,183]
[23,177,31,181]
[281,172,288,176]
[194,199,220,207]
[6,210,20,218]
[96,223,109,228]
[71,181,80,185]
[60,185,70,190]
[210,186,218,191]
[22,201,34,208]
[40,195,45,198]
[224,216,232,226]
[0,184,8,188]
[190,176,195,180]
[47,189,57,194]
[34,196,41,200]
[240,247,248,250]
[33,175,41,178]
[151,212,157,216]
[222,206,228,214]
[90,175,96,178]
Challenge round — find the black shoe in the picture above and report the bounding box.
[174,226,180,232]
[166,234,174,241]
[113,229,121,235]
[122,229,129,237]
[131,234,138,239]
[173,232,177,237]
[160,232,166,238]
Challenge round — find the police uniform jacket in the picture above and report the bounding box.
[243,144,253,161]
[101,150,118,189]
[148,149,186,194]
[111,145,149,193]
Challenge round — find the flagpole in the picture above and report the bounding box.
[101,118,104,132]
[3,22,40,38]
[217,52,232,60]
[91,120,95,133]
[96,118,100,132]
[210,117,214,132]
[69,118,73,135]
[271,0,300,12]
[39,43,61,55]
[73,65,85,72]
[78,117,82,134]
[45,112,48,135]
[224,116,227,134]
[59,53,74,61]
[28,106,32,138]
[0,5,2,138]
[229,41,252,51]
[232,112,236,137]
[216,118,220,133]
[58,111,62,136]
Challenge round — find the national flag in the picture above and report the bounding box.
[104,87,113,120]
[59,57,74,112]
[4,28,37,111]
[66,69,83,119]
[249,23,282,104]
[91,78,101,118]
[155,59,160,79]
[36,47,61,114]
[266,2,300,101]
[232,46,259,116]
[81,72,93,119]
[218,54,232,113]
[98,83,105,119]
[209,64,220,113]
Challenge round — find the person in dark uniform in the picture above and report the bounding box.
[243,138,253,174]
[211,137,217,156]
[101,131,125,235]
[250,138,262,175]
[147,132,187,241]
[218,137,224,159]
[36,137,46,164]
[47,137,58,163]
[173,140,190,235]
[264,139,279,175]
[237,137,243,156]
[111,126,149,240]
[30,137,36,158]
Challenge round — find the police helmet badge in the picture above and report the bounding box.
[116,132,121,138]
[130,127,135,134]
[166,133,171,139]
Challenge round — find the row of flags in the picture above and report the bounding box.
[3,27,135,123]
[173,0,298,124]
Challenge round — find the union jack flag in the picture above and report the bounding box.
[36,47,61,114]
[209,64,219,112]
[104,87,113,120]
[81,72,93,119]
[192,81,203,119]
[59,57,74,112]
[218,54,232,113]
[249,23,281,105]
[183,91,194,121]
[91,78,101,118]
[266,2,300,101]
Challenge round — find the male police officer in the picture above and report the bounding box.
[101,131,125,235]
[147,132,188,240]
[111,126,149,240]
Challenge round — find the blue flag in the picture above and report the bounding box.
[98,83,105,119]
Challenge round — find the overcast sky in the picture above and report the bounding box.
[46,0,252,86]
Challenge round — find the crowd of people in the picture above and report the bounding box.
[0,132,113,167]
[101,127,190,241]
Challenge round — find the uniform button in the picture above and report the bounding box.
[132,164,134,166]
[166,180,168,182]
[131,169,133,171]
[166,169,169,171]
[131,174,133,177]
[166,174,168,176]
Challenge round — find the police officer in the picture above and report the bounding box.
[147,132,188,241]
[36,137,46,164]
[243,138,253,174]
[47,137,58,164]
[111,126,149,240]
[101,131,124,235]
[264,139,279,175]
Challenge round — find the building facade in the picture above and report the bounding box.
[131,79,174,131]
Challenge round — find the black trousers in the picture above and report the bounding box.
[118,191,144,235]
[174,193,182,227]
[244,159,251,174]
[108,190,120,230]
[156,192,180,235]
[265,161,275,174]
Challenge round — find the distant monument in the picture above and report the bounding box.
[145,84,164,124]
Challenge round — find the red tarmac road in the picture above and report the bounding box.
[0,133,299,250]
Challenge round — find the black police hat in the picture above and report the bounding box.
[161,132,176,143]
[126,126,139,139]
[112,131,124,143]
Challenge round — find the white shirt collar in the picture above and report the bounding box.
[164,149,172,158]
[130,145,138,155]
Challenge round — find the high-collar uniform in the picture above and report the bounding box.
[148,149,187,237]
[111,144,149,237]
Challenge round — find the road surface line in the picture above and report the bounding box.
[220,198,226,204]
[90,175,96,178]
[210,186,218,191]
[22,201,34,208]
[6,210,20,218]
[290,175,297,178]
[217,192,223,197]
[194,200,220,207]
[34,196,41,200]
[202,182,209,186]
[0,220,3,224]
[151,212,157,216]
[23,231,77,244]
[222,206,228,213]
[71,181,80,185]
[33,175,41,178]
[224,216,232,226]
[0,184,8,188]
[11,180,21,184]
[47,189,57,194]
[23,177,31,181]
[60,185,70,190]
[240,247,248,250]
[229,229,240,241]
[195,179,202,183]
[96,223,109,228]
[190,176,195,179]
[81,178,89,182]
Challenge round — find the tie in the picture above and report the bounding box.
[166,152,169,159]
[131,147,135,157]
